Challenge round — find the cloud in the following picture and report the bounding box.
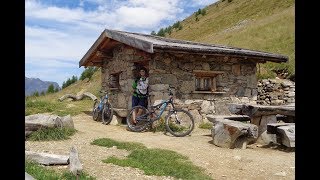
[25,0,215,86]
[25,26,97,61]
[190,0,219,7]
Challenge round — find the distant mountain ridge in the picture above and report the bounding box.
[25,77,60,96]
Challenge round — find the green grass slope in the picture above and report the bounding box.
[25,70,102,116]
[167,0,295,78]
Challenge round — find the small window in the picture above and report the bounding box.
[108,73,120,89]
[193,70,223,92]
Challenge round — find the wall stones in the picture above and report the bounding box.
[102,45,267,122]
[257,78,295,105]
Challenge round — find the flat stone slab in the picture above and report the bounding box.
[267,123,295,147]
[207,115,250,122]
[228,103,295,117]
[113,108,128,117]
[211,118,258,149]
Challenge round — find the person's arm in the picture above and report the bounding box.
[132,79,138,90]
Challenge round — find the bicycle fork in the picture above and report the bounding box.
[170,110,181,125]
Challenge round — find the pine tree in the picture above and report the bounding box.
[54,87,59,92]
[46,84,55,94]
[157,28,165,37]
[32,91,39,97]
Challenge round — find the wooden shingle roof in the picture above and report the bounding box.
[79,29,288,67]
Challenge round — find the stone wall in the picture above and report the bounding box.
[257,78,295,105]
[148,52,259,123]
[102,44,151,109]
[101,45,261,123]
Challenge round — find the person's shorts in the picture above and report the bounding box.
[132,95,148,108]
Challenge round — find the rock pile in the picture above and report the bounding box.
[257,78,295,105]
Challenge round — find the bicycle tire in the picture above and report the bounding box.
[126,106,150,132]
[165,109,194,137]
[92,100,100,121]
[102,102,113,125]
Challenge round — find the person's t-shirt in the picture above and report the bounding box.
[135,77,148,95]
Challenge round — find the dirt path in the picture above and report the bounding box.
[25,113,295,180]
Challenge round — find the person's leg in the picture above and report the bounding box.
[132,96,139,124]
[136,97,147,119]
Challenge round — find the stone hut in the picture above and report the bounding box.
[79,29,288,123]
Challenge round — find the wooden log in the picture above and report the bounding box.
[25,114,74,138]
[58,94,77,101]
[228,103,295,117]
[25,114,61,130]
[25,151,69,165]
[211,118,258,149]
[69,146,83,176]
[83,92,97,101]
[59,92,97,102]
[61,115,74,129]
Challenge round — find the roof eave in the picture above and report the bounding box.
[79,30,108,67]
[153,46,288,63]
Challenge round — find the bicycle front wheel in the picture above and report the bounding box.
[165,109,194,137]
[92,100,100,121]
[102,102,113,125]
[126,106,150,132]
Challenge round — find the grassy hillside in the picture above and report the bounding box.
[25,70,102,116]
[26,0,295,116]
[167,0,295,78]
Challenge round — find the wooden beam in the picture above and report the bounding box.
[154,49,280,63]
[193,70,224,76]
[96,50,113,58]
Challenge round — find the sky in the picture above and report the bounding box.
[25,0,219,87]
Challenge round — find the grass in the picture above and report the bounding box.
[199,122,213,129]
[25,70,102,116]
[25,160,96,180]
[168,0,295,78]
[25,98,93,116]
[91,138,146,151]
[27,127,77,141]
[92,138,212,180]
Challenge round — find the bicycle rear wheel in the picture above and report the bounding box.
[165,109,194,137]
[92,100,100,121]
[102,102,113,125]
[126,106,150,132]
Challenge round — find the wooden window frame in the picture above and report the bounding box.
[108,72,121,90]
[193,70,224,93]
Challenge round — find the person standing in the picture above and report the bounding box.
[131,67,149,124]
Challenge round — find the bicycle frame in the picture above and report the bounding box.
[149,99,174,121]
[97,91,109,111]
[136,90,176,123]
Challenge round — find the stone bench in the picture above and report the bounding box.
[228,103,295,136]
[207,117,258,149]
[267,123,295,147]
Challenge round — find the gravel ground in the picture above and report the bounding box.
[25,112,295,180]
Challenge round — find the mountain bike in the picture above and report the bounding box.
[92,90,113,125]
[126,87,194,137]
